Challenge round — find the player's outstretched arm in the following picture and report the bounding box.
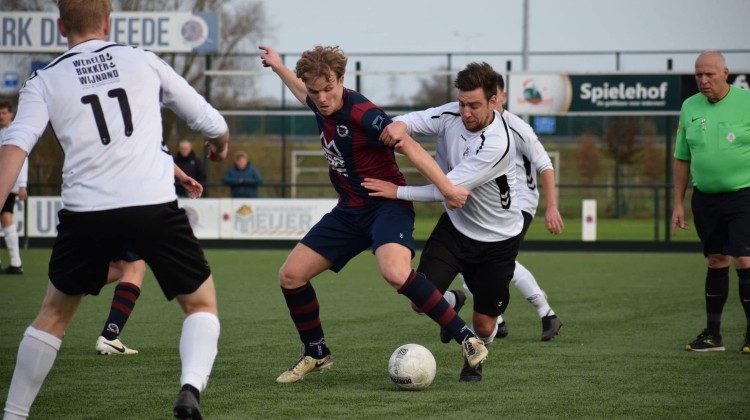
[259,45,308,106]
[395,134,468,210]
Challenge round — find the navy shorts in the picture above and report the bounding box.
[301,201,415,272]
[692,187,750,257]
[417,212,521,317]
[49,201,211,299]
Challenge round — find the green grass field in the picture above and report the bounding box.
[1,249,748,419]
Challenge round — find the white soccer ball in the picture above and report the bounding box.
[388,343,437,390]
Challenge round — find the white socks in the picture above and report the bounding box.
[444,290,457,308]
[4,327,62,420]
[511,261,554,318]
[3,226,21,267]
[179,312,220,393]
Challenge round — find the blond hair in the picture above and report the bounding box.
[57,0,111,36]
[295,45,348,84]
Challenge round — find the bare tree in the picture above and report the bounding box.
[1,0,271,193]
[410,67,455,106]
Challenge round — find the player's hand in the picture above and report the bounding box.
[671,207,689,236]
[205,140,228,162]
[379,121,408,147]
[259,45,282,71]
[179,175,204,199]
[544,205,564,234]
[17,187,28,201]
[362,178,398,199]
[442,184,470,210]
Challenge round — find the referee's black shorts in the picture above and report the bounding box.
[49,201,211,299]
[417,212,521,317]
[692,186,750,257]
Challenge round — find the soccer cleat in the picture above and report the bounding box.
[685,329,725,352]
[276,353,333,383]
[173,390,202,420]
[4,265,22,275]
[440,290,467,344]
[741,334,750,354]
[541,315,563,341]
[461,336,488,369]
[96,336,139,355]
[459,358,482,382]
[496,321,509,339]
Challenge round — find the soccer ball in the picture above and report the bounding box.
[388,343,437,390]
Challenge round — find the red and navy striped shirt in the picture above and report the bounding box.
[307,89,411,209]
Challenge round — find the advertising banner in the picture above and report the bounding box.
[0,12,218,53]
[508,73,682,115]
[26,197,335,240]
[222,199,337,240]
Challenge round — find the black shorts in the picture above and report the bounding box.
[49,201,211,299]
[417,213,521,317]
[1,193,16,214]
[692,187,750,257]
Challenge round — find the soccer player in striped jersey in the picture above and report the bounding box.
[364,62,525,381]
[0,1,228,418]
[457,73,565,342]
[259,45,489,384]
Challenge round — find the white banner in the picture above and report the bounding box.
[222,199,337,240]
[25,197,335,240]
[0,12,219,53]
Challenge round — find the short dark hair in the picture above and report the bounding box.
[0,99,12,113]
[495,72,505,92]
[454,62,498,102]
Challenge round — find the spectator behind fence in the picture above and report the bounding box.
[173,139,206,197]
[222,150,263,198]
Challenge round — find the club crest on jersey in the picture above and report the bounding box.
[727,132,736,143]
[336,125,350,137]
[372,115,385,131]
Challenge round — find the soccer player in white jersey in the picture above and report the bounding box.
[0,100,27,275]
[365,62,524,382]
[464,74,564,341]
[0,1,228,419]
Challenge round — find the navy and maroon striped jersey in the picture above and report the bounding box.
[307,89,412,209]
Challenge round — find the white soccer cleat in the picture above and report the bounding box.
[276,354,333,383]
[96,336,139,355]
[462,336,488,369]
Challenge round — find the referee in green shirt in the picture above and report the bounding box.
[673,50,750,354]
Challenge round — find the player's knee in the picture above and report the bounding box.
[707,254,731,268]
[278,266,307,289]
[380,267,409,289]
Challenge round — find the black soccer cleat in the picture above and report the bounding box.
[685,329,725,352]
[173,389,202,420]
[440,290,467,344]
[4,265,23,275]
[459,358,482,382]
[541,315,563,341]
[495,321,509,339]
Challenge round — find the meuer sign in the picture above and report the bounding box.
[0,12,218,53]
[508,73,681,115]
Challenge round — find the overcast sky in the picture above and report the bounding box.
[260,0,750,72]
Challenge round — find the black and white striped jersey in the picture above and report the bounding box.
[395,103,523,242]
[503,110,553,217]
